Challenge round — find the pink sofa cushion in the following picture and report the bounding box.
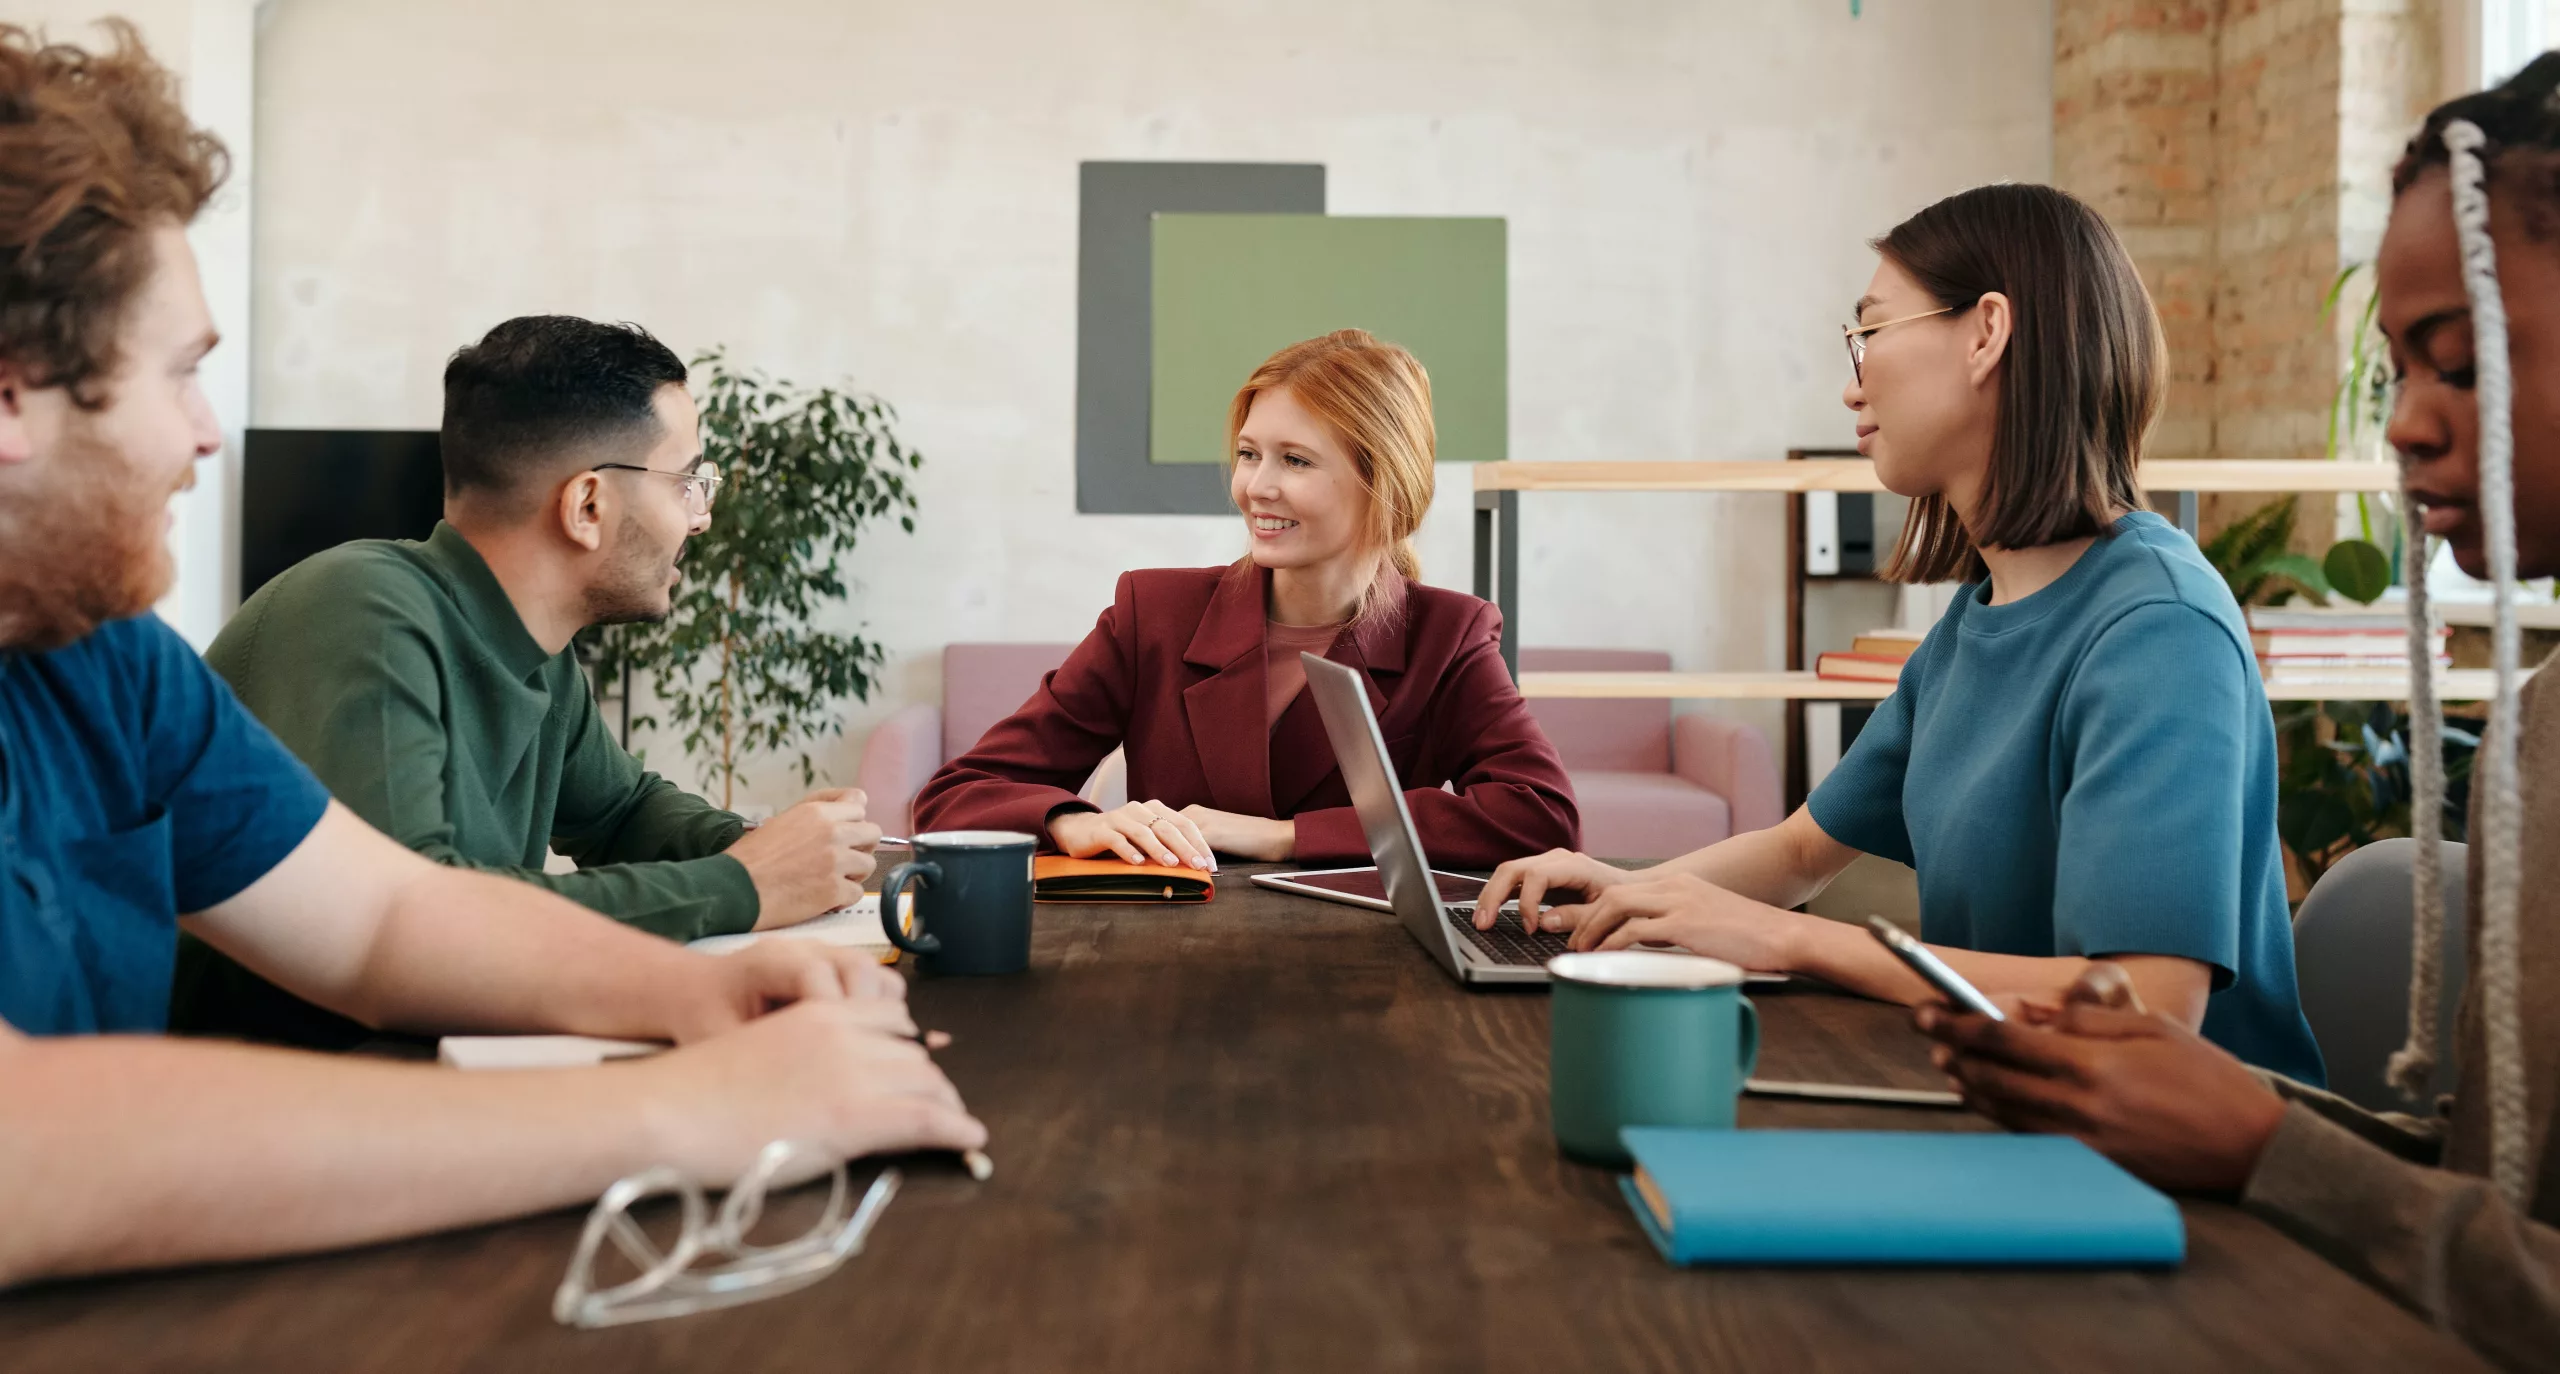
[1569,770,1733,861]
[1517,648,1673,773]
[942,643,1081,761]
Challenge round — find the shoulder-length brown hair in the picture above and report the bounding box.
[1873,183,2160,584]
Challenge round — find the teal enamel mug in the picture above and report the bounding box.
[1546,950,1760,1167]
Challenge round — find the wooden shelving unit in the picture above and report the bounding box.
[1467,455,2449,698]
[1517,667,2511,704]
[1518,671,1896,701]
[1472,458,2401,494]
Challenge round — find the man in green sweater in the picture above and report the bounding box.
[177,315,879,1046]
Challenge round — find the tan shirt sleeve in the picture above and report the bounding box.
[2243,1102,2560,1370]
[2252,1070,2449,1165]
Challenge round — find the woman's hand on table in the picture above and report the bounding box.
[1049,801,1216,871]
[1177,806,1293,863]
[1545,870,1805,968]
[1914,961,2287,1194]
[1472,850,1633,931]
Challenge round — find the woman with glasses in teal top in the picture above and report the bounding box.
[1477,182,2322,1083]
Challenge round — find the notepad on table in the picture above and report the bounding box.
[687,890,908,958]
[1619,1128,2185,1267]
[1033,855,1213,903]
[437,892,912,1070]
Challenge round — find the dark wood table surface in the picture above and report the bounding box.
[0,865,2487,1372]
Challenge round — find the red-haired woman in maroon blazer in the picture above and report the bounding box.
[911,331,1578,871]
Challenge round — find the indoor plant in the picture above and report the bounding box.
[588,349,923,808]
[2203,493,2443,888]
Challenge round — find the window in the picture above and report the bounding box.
[2479,0,2556,86]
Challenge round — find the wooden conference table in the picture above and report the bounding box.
[0,866,2487,1372]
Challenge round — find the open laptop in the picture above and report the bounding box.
[1262,654,1581,985]
[1270,653,1790,989]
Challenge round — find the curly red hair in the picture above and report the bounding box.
[0,19,226,407]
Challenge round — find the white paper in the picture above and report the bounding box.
[437,894,913,1070]
[437,1034,662,1070]
[686,891,908,956]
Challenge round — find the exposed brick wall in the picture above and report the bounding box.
[2053,1,2219,461]
[2054,0,2440,539]
[2214,0,2342,468]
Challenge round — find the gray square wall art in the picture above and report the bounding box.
[1075,161,1325,515]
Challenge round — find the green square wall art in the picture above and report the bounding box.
[1148,214,1506,466]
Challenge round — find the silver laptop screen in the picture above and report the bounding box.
[1299,654,1465,973]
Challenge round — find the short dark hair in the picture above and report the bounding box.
[0,21,228,408]
[1872,183,2160,585]
[439,315,688,502]
[2395,52,2560,234]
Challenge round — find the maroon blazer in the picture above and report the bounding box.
[911,564,1579,868]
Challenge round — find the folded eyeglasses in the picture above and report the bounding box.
[553,1140,898,1329]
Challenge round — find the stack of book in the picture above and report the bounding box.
[1815,627,1923,683]
[2248,606,2448,684]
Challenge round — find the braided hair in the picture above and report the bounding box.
[2383,54,2560,1212]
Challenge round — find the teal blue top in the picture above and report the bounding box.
[1809,511,2323,1083]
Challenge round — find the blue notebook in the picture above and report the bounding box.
[1619,1128,2185,1267]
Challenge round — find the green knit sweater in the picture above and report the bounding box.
[171,521,757,1045]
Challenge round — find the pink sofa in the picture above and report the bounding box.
[856,643,1778,861]
[1519,648,1781,860]
[854,644,1125,837]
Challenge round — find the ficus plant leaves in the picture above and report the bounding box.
[585,349,924,806]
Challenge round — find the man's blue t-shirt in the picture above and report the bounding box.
[0,614,330,1034]
[1809,512,2323,1083]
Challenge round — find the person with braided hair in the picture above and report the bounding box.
[1919,58,2560,1373]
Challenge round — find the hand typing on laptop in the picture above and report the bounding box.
[1516,868,1801,969]
[1472,849,1633,933]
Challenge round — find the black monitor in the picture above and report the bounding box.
[240,428,444,599]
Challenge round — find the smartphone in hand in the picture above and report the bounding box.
[1866,915,2005,1021]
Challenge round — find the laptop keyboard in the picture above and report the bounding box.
[1446,907,1574,966]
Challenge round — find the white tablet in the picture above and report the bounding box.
[1250,865,1515,913]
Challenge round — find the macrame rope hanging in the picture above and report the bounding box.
[2388,117,2532,1212]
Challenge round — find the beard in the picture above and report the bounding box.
[582,509,682,628]
[0,416,182,653]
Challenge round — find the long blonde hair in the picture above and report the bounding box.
[1224,329,1434,624]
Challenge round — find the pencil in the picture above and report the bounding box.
[900,1030,992,1179]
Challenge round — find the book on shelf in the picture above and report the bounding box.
[1814,651,1905,682]
[2244,606,2426,633]
[1850,629,1923,660]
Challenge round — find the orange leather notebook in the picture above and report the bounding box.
[1033,855,1215,903]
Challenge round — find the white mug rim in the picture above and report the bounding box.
[1545,949,1749,990]
[911,830,1039,849]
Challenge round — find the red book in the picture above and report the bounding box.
[1815,652,1906,683]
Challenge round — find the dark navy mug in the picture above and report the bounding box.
[879,831,1037,976]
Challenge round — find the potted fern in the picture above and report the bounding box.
[588,349,923,808]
